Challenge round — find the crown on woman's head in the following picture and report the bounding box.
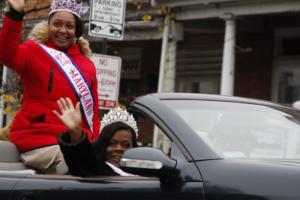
[49,0,83,18]
[100,107,139,138]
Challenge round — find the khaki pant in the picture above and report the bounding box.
[20,145,68,174]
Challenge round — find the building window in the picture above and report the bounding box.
[278,71,300,103]
[281,38,300,56]
[273,28,300,104]
[191,82,200,93]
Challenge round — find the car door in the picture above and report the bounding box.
[11,175,163,200]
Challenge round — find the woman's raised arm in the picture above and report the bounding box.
[6,0,25,12]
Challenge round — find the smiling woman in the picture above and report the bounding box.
[55,98,138,176]
[48,12,77,51]
[0,0,100,174]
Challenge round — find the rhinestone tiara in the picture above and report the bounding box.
[100,107,139,138]
[49,0,83,18]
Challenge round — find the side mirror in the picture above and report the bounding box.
[120,147,177,179]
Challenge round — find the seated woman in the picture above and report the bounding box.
[53,97,138,176]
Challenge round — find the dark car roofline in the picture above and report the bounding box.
[148,93,291,109]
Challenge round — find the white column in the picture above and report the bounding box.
[162,38,177,92]
[157,16,178,93]
[157,15,170,93]
[220,14,236,96]
[153,15,177,151]
[153,15,170,149]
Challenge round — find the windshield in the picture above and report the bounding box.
[163,100,300,160]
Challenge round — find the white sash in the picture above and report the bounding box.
[39,44,94,134]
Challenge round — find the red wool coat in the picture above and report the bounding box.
[0,16,100,152]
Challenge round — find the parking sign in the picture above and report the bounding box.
[91,54,121,109]
[89,0,126,40]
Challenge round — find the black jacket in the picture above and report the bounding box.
[58,132,119,176]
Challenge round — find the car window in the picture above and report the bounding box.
[163,100,300,160]
[135,113,172,155]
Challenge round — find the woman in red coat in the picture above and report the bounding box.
[0,0,100,174]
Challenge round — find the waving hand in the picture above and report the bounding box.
[6,0,25,13]
[53,97,83,143]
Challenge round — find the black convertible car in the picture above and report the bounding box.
[0,93,300,200]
